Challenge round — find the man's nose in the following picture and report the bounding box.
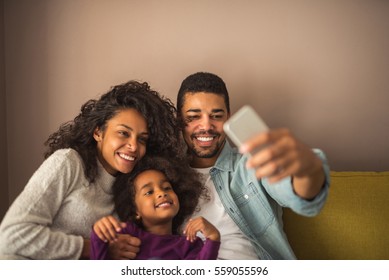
[199,116,213,131]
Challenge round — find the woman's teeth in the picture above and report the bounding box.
[119,153,135,161]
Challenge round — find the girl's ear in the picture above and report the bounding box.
[133,213,142,227]
[93,127,102,142]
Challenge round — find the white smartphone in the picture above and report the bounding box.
[223,105,269,152]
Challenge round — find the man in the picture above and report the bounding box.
[176,72,330,259]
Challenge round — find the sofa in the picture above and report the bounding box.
[283,171,389,260]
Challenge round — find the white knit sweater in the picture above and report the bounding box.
[0,149,116,259]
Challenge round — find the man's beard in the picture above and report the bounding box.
[189,143,221,158]
[185,129,225,158]
[189,136,225,159]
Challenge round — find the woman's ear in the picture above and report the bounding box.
[93,127,102,142]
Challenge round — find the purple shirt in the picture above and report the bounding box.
[90,221,220,260]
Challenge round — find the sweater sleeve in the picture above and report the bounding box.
[196,238,220,260]
[0,150,87,259]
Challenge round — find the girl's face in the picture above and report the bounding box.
[94,108,149,176]
[134,169,179,232]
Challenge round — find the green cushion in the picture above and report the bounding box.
[283,171,389,260]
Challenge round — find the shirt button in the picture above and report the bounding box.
[244,194,249,199]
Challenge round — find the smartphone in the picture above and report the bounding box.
[223,105,269,153]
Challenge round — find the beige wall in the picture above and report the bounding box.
[1,0,9,220]
[2,0,389,216]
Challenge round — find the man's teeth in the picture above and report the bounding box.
[119,153,135,161]
[197,137,214,142]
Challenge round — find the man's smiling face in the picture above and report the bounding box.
[181,92,229,168]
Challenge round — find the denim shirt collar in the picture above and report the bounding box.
[214,140,236,172]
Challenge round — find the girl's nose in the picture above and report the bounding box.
[157,192,167,198]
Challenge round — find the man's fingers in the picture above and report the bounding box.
[240,131,271,154]
[240,128,289,154]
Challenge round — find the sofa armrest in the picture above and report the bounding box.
[283,171,389,260]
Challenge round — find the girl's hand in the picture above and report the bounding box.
[93,215,126,242]
[183,217,220,242]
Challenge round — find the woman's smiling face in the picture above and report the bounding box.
[94,108,149,175]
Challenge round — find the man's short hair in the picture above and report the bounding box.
[177,72,230,117]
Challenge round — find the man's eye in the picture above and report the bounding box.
[211,115,223,119]
[185,116,199,122]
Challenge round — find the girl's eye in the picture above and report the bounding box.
[163,185,173,191]
[145,190,153,196]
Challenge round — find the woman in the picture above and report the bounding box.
[0,80,181,259]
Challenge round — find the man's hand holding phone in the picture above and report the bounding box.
[224,105,325,199]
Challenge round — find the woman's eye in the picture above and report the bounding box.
[138,137,148,144]
[118,131,129,137]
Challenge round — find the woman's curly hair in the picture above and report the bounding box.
[113,155,207,234]
[44,80,183,183]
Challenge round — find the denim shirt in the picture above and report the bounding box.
[209,141,330,260]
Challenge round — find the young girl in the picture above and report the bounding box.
[0,80,181,259]
[90,156,220,260]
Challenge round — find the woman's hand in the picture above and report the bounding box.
[93,215,126,242]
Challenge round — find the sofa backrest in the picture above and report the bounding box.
[283,171,389,260]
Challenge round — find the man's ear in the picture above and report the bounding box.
[93,127,102,142]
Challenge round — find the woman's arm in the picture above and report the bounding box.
[0,150,86,259]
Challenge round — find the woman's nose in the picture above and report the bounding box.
[127,139,137,151]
